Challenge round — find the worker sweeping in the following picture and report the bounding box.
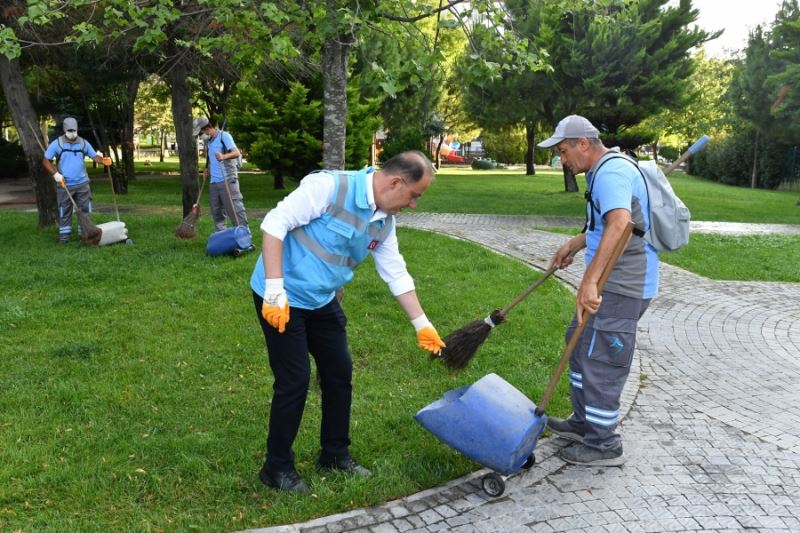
[538,115,660,467]
[250,150,446,494]
[42,117,105,245]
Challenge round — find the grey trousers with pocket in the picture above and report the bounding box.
[565,291,651,451]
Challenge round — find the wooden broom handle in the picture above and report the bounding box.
[537,222,634,414]
[500,264,558,315]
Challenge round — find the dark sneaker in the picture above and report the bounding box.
[560,443,624,466]
[547,417,585,443]
[258,465,309,494]
[57,237,69,245]
[316,456,372,477]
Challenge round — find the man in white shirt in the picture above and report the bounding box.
[250,150,446,493]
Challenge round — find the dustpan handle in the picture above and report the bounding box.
[536,222,634,415]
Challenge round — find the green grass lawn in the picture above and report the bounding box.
[416,167,800,224]
[89,164,800,224]
[0,211,574,532]
[2,162,798,530]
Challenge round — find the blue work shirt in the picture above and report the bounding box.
[44,136,97,188]
[205,131,237,184]
[585,156,660,300]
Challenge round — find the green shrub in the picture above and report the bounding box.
[379,129,429,163]
[659,145,679,161]
[0,139,27,179]
[691,124,795,189]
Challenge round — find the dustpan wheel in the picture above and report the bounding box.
[481,473,505,497]
[522,454,535,469]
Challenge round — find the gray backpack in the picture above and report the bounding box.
[586,153,690,252]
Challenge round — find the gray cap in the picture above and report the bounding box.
[191,116,210,136]
[63,117,78,131]
[537,115,599,148]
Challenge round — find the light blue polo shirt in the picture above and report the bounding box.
[206,131,237,183]
[44,136,97,187]
[585,156,659,299]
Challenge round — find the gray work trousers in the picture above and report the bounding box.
[209,178,248,231]
[565,291,651,451]
[56,182,92,240]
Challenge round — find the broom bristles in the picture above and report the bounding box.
[77,211,102,245]
[439,309,506,371]
[175,207,200,239]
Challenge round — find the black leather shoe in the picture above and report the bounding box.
[316,456,372,477]
[259,465,309,494]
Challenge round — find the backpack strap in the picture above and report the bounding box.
[583,152,646,238]
[55,135,87,164]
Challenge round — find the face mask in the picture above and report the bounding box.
[65,131,78,140]
[199,133,209,142]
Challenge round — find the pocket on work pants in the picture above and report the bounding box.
[588,316,637,369]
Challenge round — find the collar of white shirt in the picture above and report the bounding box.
[366,171,388,222]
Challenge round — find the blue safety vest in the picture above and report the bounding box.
[251,168,394,309]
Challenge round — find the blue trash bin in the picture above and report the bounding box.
[414,373,546,475]
[206,226,252,256]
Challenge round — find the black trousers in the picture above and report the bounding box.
[253,291,352,472]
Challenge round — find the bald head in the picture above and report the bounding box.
[374,150,435,215]
[381,150,435,184]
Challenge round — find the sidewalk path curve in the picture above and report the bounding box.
[241,213,800,533]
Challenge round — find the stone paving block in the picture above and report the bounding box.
[391,518,413,532]
[370,523,400,533]
[417,509,442,526]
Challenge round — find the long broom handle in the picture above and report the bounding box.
[194,171,206,206]
[664,135,709,175]
[536,221,634,415]
[104,162,121,222]
[216,120,241,227]
[500,264,558,315]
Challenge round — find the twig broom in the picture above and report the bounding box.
[439,264,558,371]
[28,122,102,245]
[175,173,206,239]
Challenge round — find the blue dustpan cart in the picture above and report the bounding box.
[206,225,253,257]
[415,373,547,497]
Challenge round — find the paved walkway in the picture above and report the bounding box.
[240,213,800,533]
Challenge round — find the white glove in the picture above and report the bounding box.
[53,172,64,185]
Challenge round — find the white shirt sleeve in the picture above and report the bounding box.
[260,172,335,240]
[371,226,416,296]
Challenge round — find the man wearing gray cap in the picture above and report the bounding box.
[191,116,251,246]
[538,115,659,466]
[42,117,104,244]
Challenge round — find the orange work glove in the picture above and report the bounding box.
[417,326,446,355]
[412,314,445,355]
[261,278,290,333]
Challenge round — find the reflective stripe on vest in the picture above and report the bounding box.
[288,173,393,268]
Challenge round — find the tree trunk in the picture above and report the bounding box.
[274,167,285,190]
[160,130,165,163]
[167,61,199,217]
[321,29,354,170]
[751,130,759,189]
[0,55,57,227]
[118,77,140,193]
[525,121,536,176]
[563,165,579,192]
[435,136,444,170]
